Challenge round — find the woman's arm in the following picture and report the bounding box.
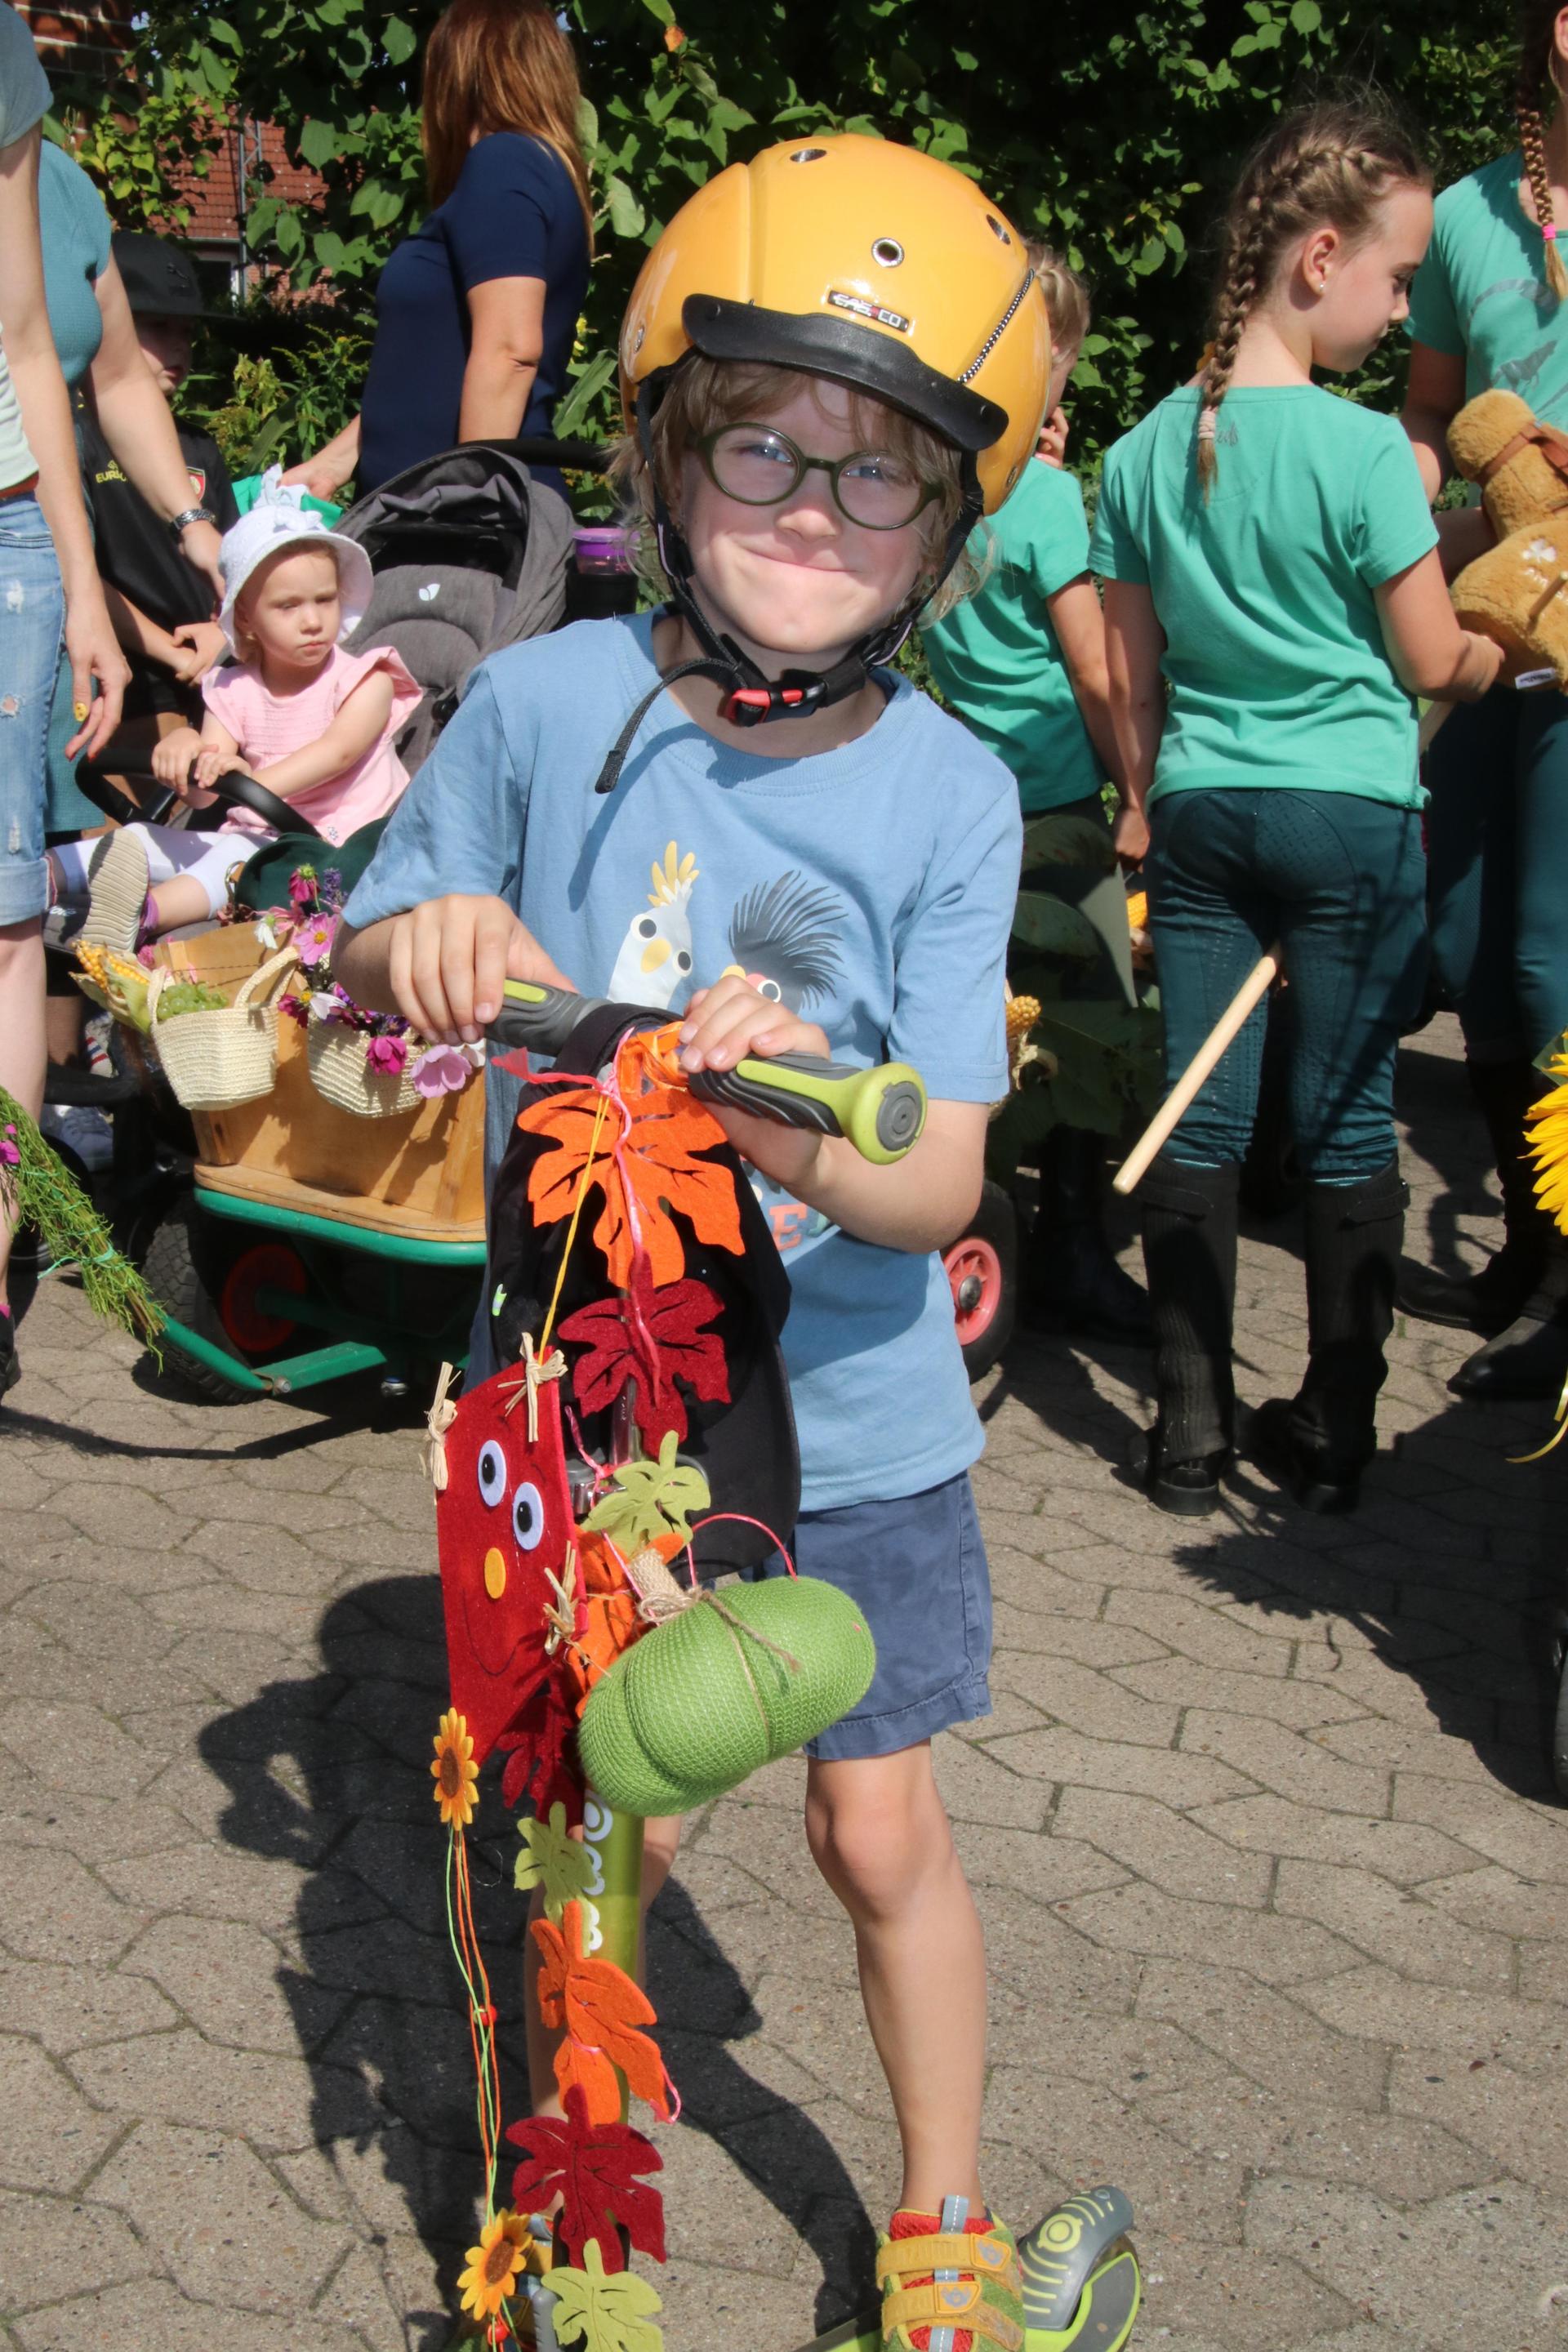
[87,258,223,607]
[280,415,361,504]
[1102,579,1167,866]
[1374,548,1503,701]
[457,277,546,443]
[0,125,126,759]
[1046,572,1122,783]
[245,669,395,801]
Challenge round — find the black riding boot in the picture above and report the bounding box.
[1138,1154,1239,1516]
[1026,1125,1153,1344]
[1397,1060,1552,1333]
[1448,1244,1568,1399]
[1249,1158,1405,1512]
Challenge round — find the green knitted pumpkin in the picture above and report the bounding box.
[577,1575,876,1816]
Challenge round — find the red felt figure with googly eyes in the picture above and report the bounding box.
[434,1364,578,1766]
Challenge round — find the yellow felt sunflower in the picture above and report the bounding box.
[1528,1046,1568,1239]
[457,2208,532,2321]
[431,1708,479,1829]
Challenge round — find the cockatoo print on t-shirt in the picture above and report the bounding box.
[608,841,698,1006]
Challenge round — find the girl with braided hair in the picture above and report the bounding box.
[1398,2,1568,1403]
[1091,100,1500,1517]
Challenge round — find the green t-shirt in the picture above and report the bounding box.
[38,140,109,390]
[0,1,51,492]
[924,458,1103,813]
[1089,385,1437,809]
[1407,152,1568,424]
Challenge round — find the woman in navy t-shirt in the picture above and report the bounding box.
[284,0,591,501]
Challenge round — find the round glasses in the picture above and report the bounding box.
[693,423,939,531]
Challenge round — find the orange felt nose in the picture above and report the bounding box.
[483,1548,507,1599]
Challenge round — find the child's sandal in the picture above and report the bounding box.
[875,2214,1024,2351]
[82,831,153,956]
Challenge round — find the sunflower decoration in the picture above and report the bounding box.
[431,1707,479,1829]
[457,2207,533,2323]
[1528,1038,1568,1239]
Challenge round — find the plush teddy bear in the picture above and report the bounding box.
[1447,390,1568,686]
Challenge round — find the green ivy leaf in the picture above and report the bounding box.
[1290,0,1321,26]
[605,176,646,238]
[298,117,337,168]
[383,12,416,62]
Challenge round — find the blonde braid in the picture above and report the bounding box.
[1196,105,1430,496]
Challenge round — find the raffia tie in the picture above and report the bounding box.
[499,1331,567,1443]
[423,1361,461,1493]
[623,1544,803,1735]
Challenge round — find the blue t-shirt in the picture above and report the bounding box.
[344,612,1022,1512]
[39,140,110,390]
[358,132,589,497]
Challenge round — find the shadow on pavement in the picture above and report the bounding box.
[198,1572,872,2347]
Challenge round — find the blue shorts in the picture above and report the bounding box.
[746,1471,993,1761]
[0,494,64,926]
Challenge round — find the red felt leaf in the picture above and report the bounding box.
[532,1901,672,2123]
[507,2084,666,2271]
[559,1269,728,1447]
[497,1662,584,1827]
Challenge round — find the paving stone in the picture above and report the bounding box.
[1294,1963,1568,2073]
[994,1651,1183,1747]
[0,2186,154,2314]
[67,2027,355,2153]
[12,2277,371,2352]
[1142,2082,1488,2203]
[1273,1860,1517,1989]
[1180,1710,1393,1815]
[954,1820,1132,1906]
[1414,1862,1568,1940]
[1388,2050,1568,2194]
[1186,1796,1481,1888]
[1124,2239,1358,2350]
[1392,1773,1568,1882]
[1113,1656,1371,1726]
[1056,1882,1362,1984]
[0,1958,177,2054]
[89,2122,353,2315]
[0,2038,120,2194]
[1053,1787,1274,1907]
[982,1725,1257,1806]
[0,1849,143,1967]
[121,1915,350,2055]
[1136,1963,1389,2115]
[0,1699,161,1797]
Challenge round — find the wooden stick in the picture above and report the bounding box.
[1419,699,1454,754]
[1113,948,1281,1196]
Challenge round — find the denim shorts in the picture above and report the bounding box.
[746,1471,993,1760]
[0,494,64,924]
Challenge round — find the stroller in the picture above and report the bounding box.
[55,438,630,1406]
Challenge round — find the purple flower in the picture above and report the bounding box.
[366,1034,408,1076]
[296,915,337,969]
[0,1125,19,1169]
[412,1043,471,1098]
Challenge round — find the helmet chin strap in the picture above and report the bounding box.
[592,392,981,794]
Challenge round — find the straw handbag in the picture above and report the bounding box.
[146,945,296,1113]
[305,1021,421,1118]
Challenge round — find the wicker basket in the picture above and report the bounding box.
[306,1020,421,1118]
[146,946,296,1113]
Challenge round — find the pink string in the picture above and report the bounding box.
[682,1512,797,1582]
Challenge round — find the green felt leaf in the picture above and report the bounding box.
[581,1432,710,1553]
[549,2238,664,2352]
[515,1801,598,1919]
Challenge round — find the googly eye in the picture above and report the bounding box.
[477,1440,506,1508]
[512,1481,546,1550]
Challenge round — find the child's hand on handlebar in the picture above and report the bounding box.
[678,973,834,1191]
[386,893,575,1045]
[150,726,203,790]
[192,747,252,791]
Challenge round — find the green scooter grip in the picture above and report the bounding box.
[494,979,927,1165]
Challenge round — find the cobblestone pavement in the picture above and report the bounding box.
[3,1013,1568,2352]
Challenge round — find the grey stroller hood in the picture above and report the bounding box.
[338,443,575,771]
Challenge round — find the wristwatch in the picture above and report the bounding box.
[169,505,217,542]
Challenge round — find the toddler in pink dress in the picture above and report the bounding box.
[51,475,421,950]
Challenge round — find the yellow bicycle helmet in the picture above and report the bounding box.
[594,133,1051,773]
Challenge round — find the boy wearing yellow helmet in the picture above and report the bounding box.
[339,137,1094,2351]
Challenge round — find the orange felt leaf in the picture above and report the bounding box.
[515,1058,743,1290]
[532,1901,672,2122]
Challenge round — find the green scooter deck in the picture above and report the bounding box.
[794,2239,1140,2352]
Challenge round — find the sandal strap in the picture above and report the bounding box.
[876,2233,1020,2291]
[881,2283,1023,2350]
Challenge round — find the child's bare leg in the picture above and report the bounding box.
[805,1745,987,2214]
[146,874,212,934]
[523,1810,684,2122]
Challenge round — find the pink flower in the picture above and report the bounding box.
[288,867,318,911]
[296,915,337,969]
[412,1044,471,1098]
[366,1034,408,1076]
[0,1125,19,1169]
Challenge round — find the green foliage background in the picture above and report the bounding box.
[48,0,1523,472]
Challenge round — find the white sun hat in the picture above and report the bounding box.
[217,466,374,653]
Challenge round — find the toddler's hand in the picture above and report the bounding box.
[150,727,203,789]
[677,973,833,1192]
[193,746,252,791]
[386,893,574,1045]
